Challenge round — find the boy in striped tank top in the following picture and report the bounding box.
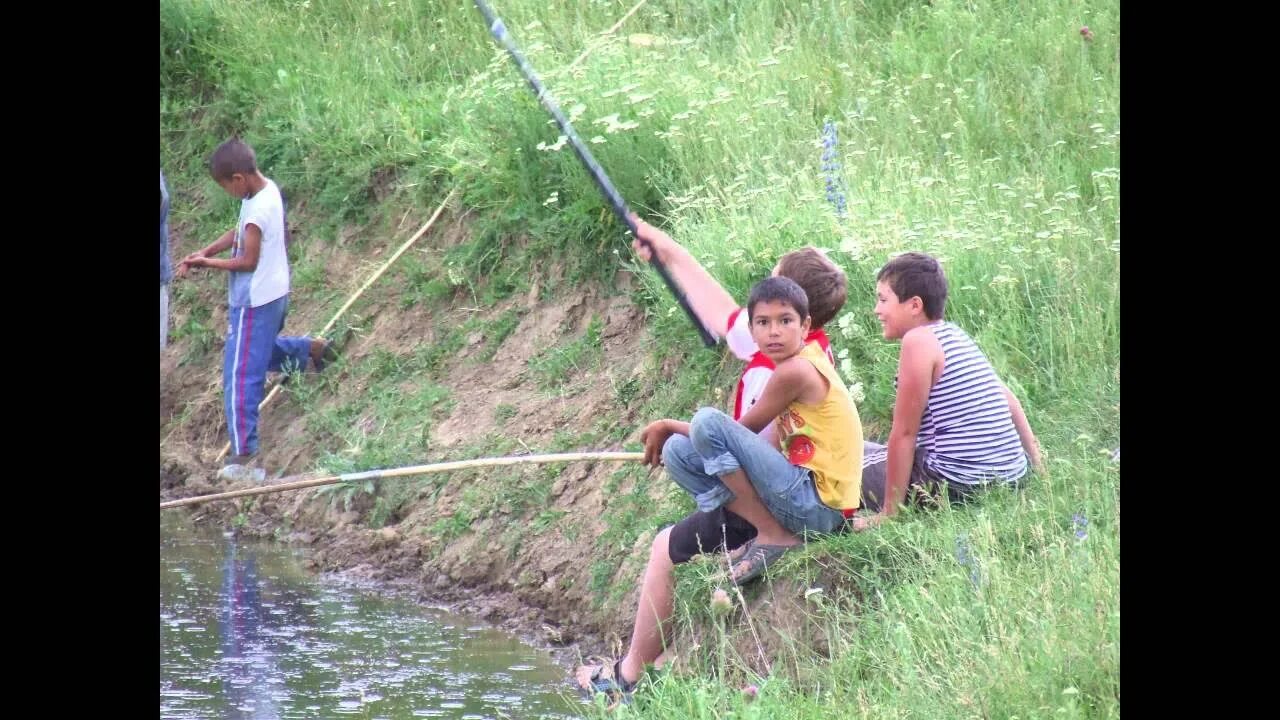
[853,253,1043,531]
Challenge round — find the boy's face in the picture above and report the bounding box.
[750,299,811,363]
[874,280,923,340]
[216,173,249,200]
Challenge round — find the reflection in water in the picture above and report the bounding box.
[160,516,581,719]
[220,540,282,718]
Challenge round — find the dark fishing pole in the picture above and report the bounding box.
[473,0,717,348]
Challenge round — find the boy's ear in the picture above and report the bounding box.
[908,295,924,314]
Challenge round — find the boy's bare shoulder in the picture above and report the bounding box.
[774,353,824,385]
[901,325,943,353]
[775,352,811,370]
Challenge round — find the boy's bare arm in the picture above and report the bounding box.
[177,228,236,278]
[1003,383,1044,472]
[738,359,823,436]
[630,214,739,335]
[192,224,261,273]
[197,228,236,258]
[758,421,778,449]
[639,419,691,467]
[869,330,936,523]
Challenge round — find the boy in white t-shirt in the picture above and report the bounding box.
[177,137,335,483]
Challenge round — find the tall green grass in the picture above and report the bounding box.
[161,0,1118,716]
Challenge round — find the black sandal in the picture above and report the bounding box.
[732,542,801,585]
[575,657,636,707]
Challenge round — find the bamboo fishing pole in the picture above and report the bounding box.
[162,451,645,510]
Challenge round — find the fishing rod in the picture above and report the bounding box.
[161,451,645,510]
[473,0,717,348]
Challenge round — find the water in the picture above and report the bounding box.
[160,514,584,719]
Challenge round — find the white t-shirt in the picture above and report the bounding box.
[724,306,759,362]
[228,179,290,308]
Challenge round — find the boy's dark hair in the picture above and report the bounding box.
[748,276,809,323]
[209,137,258,181]
[877,252,948,320]
[776,247,846,328]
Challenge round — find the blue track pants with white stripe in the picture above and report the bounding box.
[222,295,313,458]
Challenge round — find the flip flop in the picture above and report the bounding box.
[726,538,756,565]
[312,338,340,372]
[312,324,355,373]
[574,657,635,708]
[732,542,800,585]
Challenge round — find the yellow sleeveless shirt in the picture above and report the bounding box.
[775,342,863,511]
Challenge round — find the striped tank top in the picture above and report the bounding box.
[910,321,1028,486]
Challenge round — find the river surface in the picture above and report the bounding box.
[160,514,584,719]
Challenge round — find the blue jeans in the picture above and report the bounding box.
[662,407,845,536]
[222,295,314,457]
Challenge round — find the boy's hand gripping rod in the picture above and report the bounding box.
[474,0,717,347]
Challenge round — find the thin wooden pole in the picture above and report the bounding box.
[162,451,645,510]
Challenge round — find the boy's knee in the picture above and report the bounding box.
[661,433,692,468]
[691,406,726,426]
[689,407,731,446]
[650,527,673,564]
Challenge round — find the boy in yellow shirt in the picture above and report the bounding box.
[644,275,862,584]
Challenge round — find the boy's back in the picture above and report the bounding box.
[915,320,1026,485]
[229,178,290,309]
